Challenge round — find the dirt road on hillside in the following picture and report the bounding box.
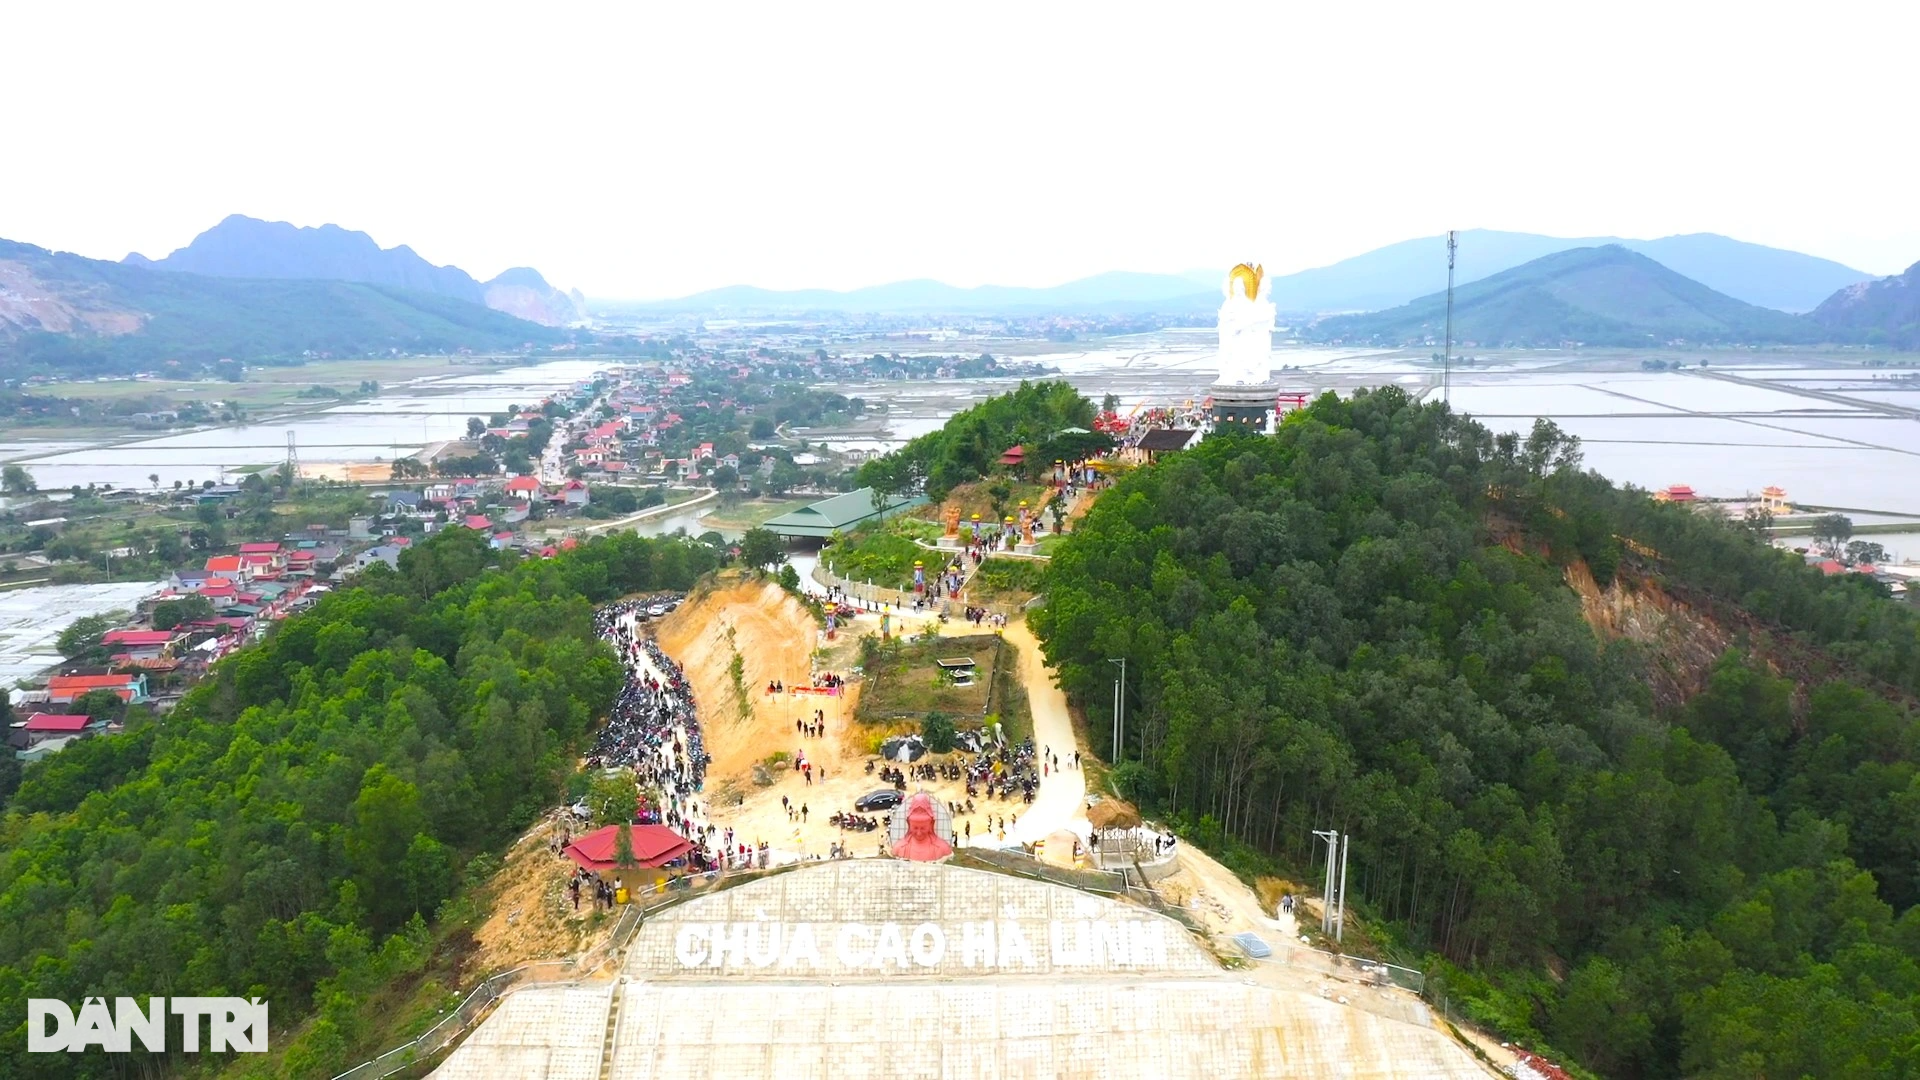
[1004,618,1087,844]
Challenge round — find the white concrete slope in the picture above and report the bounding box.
[429,861,1491,1080]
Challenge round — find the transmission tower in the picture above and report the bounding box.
[285,430,299,478]
[1443,230,1457,406]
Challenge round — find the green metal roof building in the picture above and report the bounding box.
[761,488,928,540]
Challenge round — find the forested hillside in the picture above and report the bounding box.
[856,380,1095,499]
[0,529,719,1078]
[1034,390,1920,1078]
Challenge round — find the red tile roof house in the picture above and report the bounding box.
[101,629,176,661]
[504,475,544,500]
[47,672,150,705]
[462,514,494,531]
[202,555,252,584]
[23,712,92,744]
[238,542,285,576]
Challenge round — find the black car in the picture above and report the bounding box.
[855,789,903,812]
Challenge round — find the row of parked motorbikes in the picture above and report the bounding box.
[830,811,882,831]
[867,763,910,791]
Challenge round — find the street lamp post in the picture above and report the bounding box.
[1106,657,1126,763]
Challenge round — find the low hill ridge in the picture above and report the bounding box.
[1308,245,1816,347]
[126,215,581,326]
[1809,259,1920,348]
[0,236,561,377]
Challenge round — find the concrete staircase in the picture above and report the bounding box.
[595,979,626,1080]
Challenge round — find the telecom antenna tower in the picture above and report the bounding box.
[1443,230,1457,406]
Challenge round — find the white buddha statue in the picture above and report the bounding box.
[1217,262,1275,387]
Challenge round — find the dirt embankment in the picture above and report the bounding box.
[467,815,608,978]
[1565,560,1734,710]
[654,576,828,781]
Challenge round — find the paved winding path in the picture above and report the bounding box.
[1004,619,1087,844]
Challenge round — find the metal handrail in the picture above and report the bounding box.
[327,863,792,1080]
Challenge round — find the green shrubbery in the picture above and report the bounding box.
[857,380,1094,499]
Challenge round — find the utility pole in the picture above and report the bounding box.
[1107,657,1126,763]
[1313,829,1340,936]
[1443,230,1457,407]
[1336,832,1351,944]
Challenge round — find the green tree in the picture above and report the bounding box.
[346,766,430,931]
[613,822,637,869]
[738,528,786,573]
[922,711,956,754]
[1845,539,1887,566]
[750,417,777,439]
[768,459,804,495]
[0,689,18,806]
[74,688,126,723]
[399,833,455,920]
[1811,513,1854,557]
[55,613,116,661]
[2,464,35,494]
[152,593,214,630]
[986,482,1012,526]
[586,770,639,826]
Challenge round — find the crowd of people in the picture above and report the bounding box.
[592,597,709,797]
[963,737,1044,803]
[959,605,1007,628]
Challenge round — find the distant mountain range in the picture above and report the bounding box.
[648,231,1872,316]
[126,215,586,327]
[1309,245,1833,347]
[651,270,1214,315]
[1255,230,1872,315]
[0,237,562,377]
[1810,260,1920,349]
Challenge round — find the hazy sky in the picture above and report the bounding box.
[5,2,1917,298]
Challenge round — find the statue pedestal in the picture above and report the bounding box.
[936,536,961,550]
[1208,382,1278,433]
[1015,542,1039,556]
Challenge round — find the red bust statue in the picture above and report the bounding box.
[891,792,954,861]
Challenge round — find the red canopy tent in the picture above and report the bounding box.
[562,824,695,871]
